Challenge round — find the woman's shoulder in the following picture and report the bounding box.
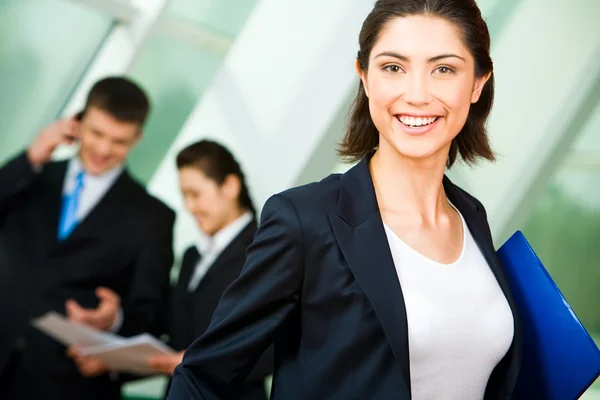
[262,173,342,222]
[278,173,341,208]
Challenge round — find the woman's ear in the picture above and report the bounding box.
[221,174,241,201]
[471,71,492,103]
[356,59,369,97]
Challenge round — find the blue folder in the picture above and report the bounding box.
[497,231,600,400]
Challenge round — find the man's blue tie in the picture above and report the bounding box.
[58,170,85,240]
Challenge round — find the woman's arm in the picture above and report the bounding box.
[167,194,304,400]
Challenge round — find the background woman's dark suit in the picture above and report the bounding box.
[164,220,273,400]
[167,157,523,400]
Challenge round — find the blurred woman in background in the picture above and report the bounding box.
[149,140,272,400]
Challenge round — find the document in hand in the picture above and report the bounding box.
[79,334,175,375]
[497,231,600,400]
[32,311,175,375]
[32,311,120,347]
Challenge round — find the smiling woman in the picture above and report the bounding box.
[165,1,521,400]
[341,2,495,168]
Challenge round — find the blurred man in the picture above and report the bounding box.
[0,77,175,400]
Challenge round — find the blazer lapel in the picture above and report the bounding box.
[195,243,238,289]
[192,221,258,293]
[38,160,68,247]
[444,178,523,393]
[54,170,137,248]
[329,158,411,393]
[178,247,201,289]
[443,178,519,317]
[328,161,521,397]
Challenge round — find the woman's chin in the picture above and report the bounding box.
[389,144,449,165]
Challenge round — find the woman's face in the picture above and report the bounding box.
[178,167,240,236]
[359,15,490,164]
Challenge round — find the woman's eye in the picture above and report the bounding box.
[383,65,401,73]
[435,66,455,74]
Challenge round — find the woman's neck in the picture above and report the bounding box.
[370,144,451,223]
[210,206,248,238]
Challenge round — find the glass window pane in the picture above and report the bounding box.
[127,1,259,183]
[0,0,113,164]
[522,104,600,345]
[127,35,222,183]
[167,0,259,37]
[571,106,600,154]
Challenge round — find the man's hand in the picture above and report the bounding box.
[67,346,108,377]
[27,117,80,168]
[66,287,120,331]
[148,351,185,376]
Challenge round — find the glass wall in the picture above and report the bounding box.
[0,0,113,164]
[523,103,600,340]
[126,0,259,183]
[167,0,257,37]
[127,35,222,182]
[522,103,600,396]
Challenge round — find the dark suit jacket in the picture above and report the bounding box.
[0,152,175,400]
[164,220,272,400]
[166,155,523,400]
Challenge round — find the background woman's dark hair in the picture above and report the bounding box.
[338,0,495,168]
[176,140,256,216]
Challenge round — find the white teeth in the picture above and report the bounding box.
[398,115,438,127]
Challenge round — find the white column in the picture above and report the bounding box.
[148,0,374,254]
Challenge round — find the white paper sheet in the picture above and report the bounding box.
[32,312,175,375]
[80,334,175,375]
[32,311,121,347]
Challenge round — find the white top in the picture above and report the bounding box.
[187,211,254,291]
[62,157,123,221]
[383,206,514,400]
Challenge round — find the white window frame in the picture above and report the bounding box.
[62,0,233,117]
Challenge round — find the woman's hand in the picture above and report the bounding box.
[148,351,185,376]
[68,346,109,377]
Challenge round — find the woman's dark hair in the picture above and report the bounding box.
[338,0,495,168]
[176,140,256,215]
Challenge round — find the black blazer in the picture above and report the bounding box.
[166,156,523,400]
[0,152,175,400]
[164,220,273,400]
